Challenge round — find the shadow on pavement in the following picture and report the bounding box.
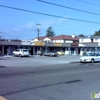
[1,80,82,96]
[0,66,6,68]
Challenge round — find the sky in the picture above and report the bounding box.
[0,0,100,40]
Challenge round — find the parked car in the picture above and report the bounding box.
[37,51,42,55]
[79,52,100,63]
[43,51,58,57]
[13,49,30,57]
[57,51,65,55]
[37,50,44,56]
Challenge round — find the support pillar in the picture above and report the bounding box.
[68,47,71,55]
[80,48,83,56]
[45,46,49,52]
[75,48,78,55]
[2,46,4,55]
[33,47,35,55]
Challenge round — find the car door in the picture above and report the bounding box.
[16,49,20,56]
[95,53,100,61]
[97,53,100,61]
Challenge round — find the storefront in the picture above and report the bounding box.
[1,40,100,56]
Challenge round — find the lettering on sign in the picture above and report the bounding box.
[71,43,78,46]
[21,41,31,45]
[34,42,45,46]
[54,43,62,46]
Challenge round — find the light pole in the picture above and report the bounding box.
[36,24,41,41]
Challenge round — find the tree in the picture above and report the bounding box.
[93,30,100,36]
[78,34,85,37]
[46,27,55,37]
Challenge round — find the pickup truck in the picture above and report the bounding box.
[43,51,58,57]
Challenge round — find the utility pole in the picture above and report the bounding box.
[0,32,2,39]
[36,24,41,41]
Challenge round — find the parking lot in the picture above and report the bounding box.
[0,55,80,67]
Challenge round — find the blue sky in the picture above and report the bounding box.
[0,0,100,40]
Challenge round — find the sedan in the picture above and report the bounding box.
[43,51,58,57]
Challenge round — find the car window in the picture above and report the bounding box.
[23,50,28,52]
[16,50,20,52]
[97,53,100,56]
[86,52,100,56]
[86,53,95,56]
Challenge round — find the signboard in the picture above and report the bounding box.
[21,41,31,45]
[54,43,62,46]
[71,43,78,46]
[34,42,45,46]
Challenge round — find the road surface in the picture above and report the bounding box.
[0,62,100,100]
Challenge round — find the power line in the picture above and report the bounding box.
[0,4,100,24]
[78,0,100,7]
[37,0,100,16]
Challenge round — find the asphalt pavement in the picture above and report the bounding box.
[0,62,100,100]
[0,55,80,67]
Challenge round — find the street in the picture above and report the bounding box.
[0,62,100,100]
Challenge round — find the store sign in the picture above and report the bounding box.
[54,43,62,46]
[21,41,31,45]
[71,43,78,46]
[34,42,45,46]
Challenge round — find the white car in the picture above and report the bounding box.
[79,52,100,63]
[13,49,30,57]
[43,51,58,57]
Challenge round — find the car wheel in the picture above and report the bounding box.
[19,54,21,57]
[80,59,82,63]
[80,61,82,63]
[50,54,52,57]
[91,59,95,63]
[13,53,15,57]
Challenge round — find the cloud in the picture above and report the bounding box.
[40,20,55,30]
[56,18,67,23]
[23,22,36,30]
[0,22,37,40]
[11,22,36,32]
[0,19,69,40]
[40,18,67,30]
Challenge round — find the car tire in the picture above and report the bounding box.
[55,55,58,57]
[19,54,21,57]
[13,53,15,57]
[50,54,52,57]
[91,59,95,63]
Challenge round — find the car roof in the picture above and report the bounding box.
[17,49,28,50]
[87,52,100,54]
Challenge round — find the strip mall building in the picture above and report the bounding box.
[0,34,100,56]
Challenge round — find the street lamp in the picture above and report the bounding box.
[36,24,41,41]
